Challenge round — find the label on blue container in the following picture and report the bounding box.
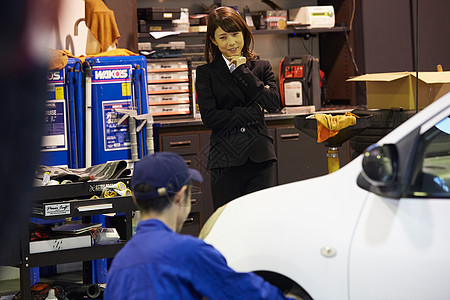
[46,69,65,101]
[42,100,67,151]
[47,69,64,85]
[92,65,131,84]
[102,100,132,151]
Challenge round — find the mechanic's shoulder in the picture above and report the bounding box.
[177,232,205,247]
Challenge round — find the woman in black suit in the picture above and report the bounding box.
[196,6,282,210]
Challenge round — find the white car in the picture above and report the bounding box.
[201,93,450,299]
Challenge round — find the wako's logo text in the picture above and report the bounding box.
[94,69,129,80]
[48,71,62,81]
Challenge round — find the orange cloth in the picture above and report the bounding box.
[80,48,138,58]
[85,0,120,52]
[48,49,69,70]
[54,49,138,64]
[60,49,79,59]
[315,112,359,143]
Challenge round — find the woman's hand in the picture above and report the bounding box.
[229,56,247,68]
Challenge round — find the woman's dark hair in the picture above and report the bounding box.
[204,6,256,63]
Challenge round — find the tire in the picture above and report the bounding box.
[254,271,313,300]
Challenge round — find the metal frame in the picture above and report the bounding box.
[19,179,136,299]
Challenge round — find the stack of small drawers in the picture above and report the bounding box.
[147,58,192,118]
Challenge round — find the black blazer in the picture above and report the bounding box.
[196,57,282,169]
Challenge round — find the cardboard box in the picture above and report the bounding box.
[347,71,450,110]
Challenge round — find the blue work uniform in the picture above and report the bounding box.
[104,219,289,300]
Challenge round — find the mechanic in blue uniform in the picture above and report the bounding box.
[104,152,290,299]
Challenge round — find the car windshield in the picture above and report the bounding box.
[435,116,450,134]
[410,116,450,196]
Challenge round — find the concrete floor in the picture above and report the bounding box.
[0,278,19,298]
[0,268,83,298]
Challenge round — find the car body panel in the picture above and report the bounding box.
[205,157,368,299]
[349,194,450,299]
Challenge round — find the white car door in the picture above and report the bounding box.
[349,111,450,299]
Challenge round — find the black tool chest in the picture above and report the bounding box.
[18,179,136,299]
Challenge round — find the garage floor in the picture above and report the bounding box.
[0,269,83,298]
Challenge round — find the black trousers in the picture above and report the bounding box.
[210,159,275,210]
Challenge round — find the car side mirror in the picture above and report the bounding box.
[361,143,398,186]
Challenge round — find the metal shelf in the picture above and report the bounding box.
[31,195,136,219]
[253,27,349,35]
[28,243,125,268]
[17,178,136,299]
[32,178,131,203]
[137,26,349,40]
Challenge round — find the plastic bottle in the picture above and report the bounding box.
[46,289,58,300]
[132,211,141,235]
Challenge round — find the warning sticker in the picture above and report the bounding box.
[122,82,131,96]
[41,100,67,151]
[55,86,65,100]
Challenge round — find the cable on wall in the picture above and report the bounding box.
[409,0,419,113]
[345,0,360,75]
[345,30,360,75]
[349,0,356,31]
[415,0,419,113]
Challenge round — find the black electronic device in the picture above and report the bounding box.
[137,7,181,33]
[278,55,321,109]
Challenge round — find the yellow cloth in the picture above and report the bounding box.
[54,49,138,64]
[60,49,79,59]
[81,48,138,58]
[48,49,69,70]
[315,112,358,143]
[85,0,121,53]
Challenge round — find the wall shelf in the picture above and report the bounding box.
[138,26,349,40]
